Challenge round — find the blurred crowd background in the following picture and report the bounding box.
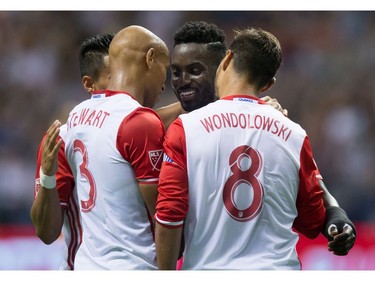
[0,11,374,225]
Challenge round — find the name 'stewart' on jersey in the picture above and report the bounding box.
[200,112,292,142]
[67,108,111,130]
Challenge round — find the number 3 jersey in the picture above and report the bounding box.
[64,90,164,270]
[34,124,80,270]
[155,95,326,270]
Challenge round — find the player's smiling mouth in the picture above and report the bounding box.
[178,89,196,101]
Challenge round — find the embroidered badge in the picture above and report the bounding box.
[149,150,163,171]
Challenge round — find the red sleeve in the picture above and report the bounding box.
[56,140,75,207]
[293,136,326,239]
[155,118,188,228]
[34,136,44,197]
[116,107,165,184]
[34,134,75,208]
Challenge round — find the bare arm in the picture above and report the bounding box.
[319,179,356,255]
[155,102,184,131]
[30,120,64,244]
[30,190,65,244]
[138,183,159,219]
[155,223,182,270]
[270,94,356,254]
[319,179,339,208]
[262,94,356,254]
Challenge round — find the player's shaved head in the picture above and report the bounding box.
[107,25,170,108]
[109,25,168,62]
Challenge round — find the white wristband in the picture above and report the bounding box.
[39,167,56,190]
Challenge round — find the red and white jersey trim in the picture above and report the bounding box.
[155,214,184,227]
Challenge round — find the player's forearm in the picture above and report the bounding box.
[156,102,183,130]
[155,223,182,270]
[30,188,63,244]
[319,179,339,208]
[139,183,158,218]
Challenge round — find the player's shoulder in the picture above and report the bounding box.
[123,106,164,131]
[133,106,163,121]
[181,101,216,119]
[68,98,90,114]
[260,105,306,133]
[281,114,306,135]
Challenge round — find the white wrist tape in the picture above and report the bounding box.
[39,167,56,190]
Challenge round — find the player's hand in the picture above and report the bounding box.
[261,96,288,117]
[42,120,62,176]
[327,223,356,256]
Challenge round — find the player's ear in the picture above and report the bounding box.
[82,76,95,93]
[222,50,233,71]
[260,77,276,93]
[146,48,155,69]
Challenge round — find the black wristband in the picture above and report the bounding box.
[323,206,356,240]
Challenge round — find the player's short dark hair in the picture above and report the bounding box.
[78,33,115,79]
[173,21,227,63]
[229,27,282,89]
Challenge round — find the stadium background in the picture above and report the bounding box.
[0,11,374,269]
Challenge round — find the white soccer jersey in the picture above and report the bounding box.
[156,95,325,270]
[58,124,82,270]
[34,124,81,270]
[64,90,164,270]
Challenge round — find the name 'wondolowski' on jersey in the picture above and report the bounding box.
[199,112,293,142]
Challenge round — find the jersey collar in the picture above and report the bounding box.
[221,95,267,104]
[90,90,136,100]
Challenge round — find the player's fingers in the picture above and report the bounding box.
[47,121,61,149]
[328,231,355,256]
[329,236,355,255]
[51,138,63,156]
[332,224,354,241]
[333,250,349,256]
[328,243,349,255]
[328,224,338,237]
[45,120,60,147]
[260,95,271,102]
[269,98,281,111]
[50,126,61,145]
[282,109,288,117]
[343,223,352,233]
[46,120,59,136]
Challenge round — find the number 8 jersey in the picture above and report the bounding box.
[155,95,325,270]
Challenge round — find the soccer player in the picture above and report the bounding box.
[62,25,169,269]
[154,27,351,270]
[31,31,181,270]
[30,33,114,270]
[167,21,356,259]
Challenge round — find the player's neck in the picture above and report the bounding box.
[218,82,259,99]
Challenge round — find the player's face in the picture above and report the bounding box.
[171,43,218,112]
[144,53,169,108]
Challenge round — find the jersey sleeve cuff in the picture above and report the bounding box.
[155,213,184,228]
[138,178,159,185]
